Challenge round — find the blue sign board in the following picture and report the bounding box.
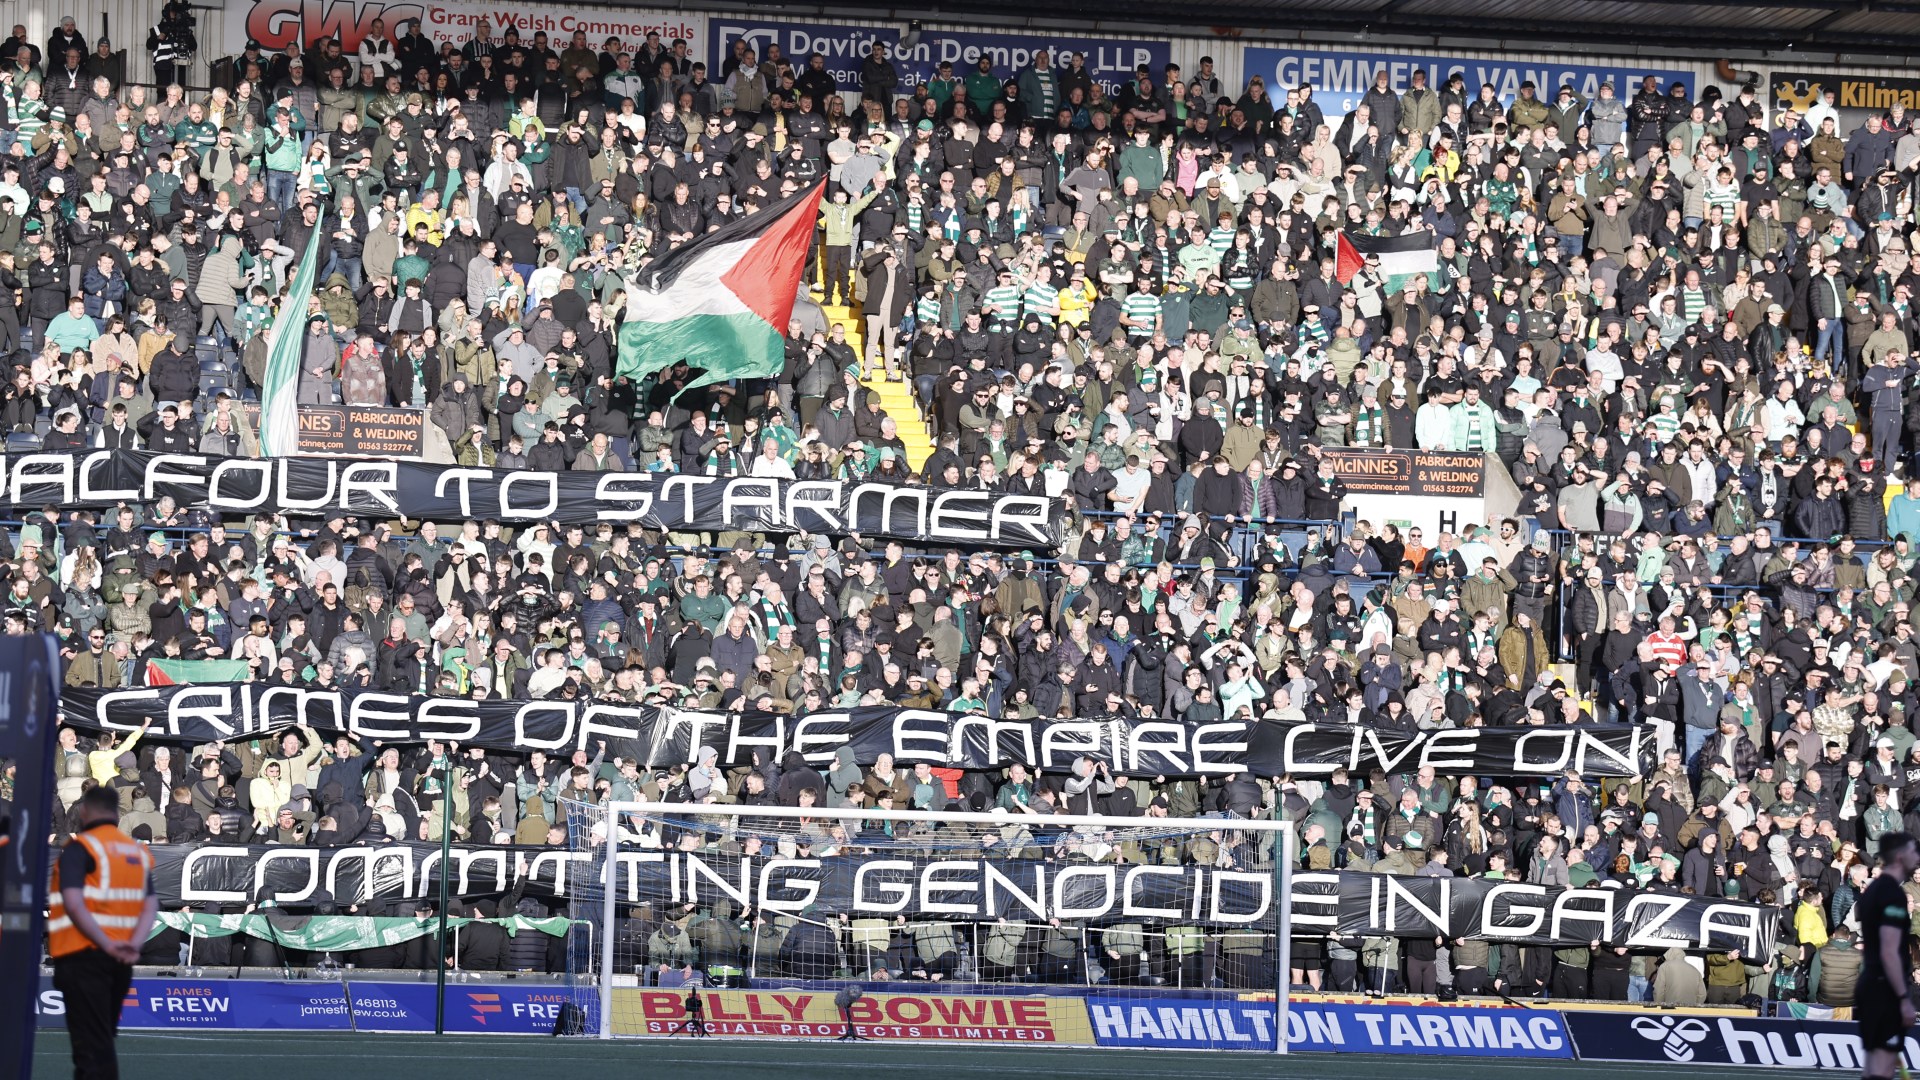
[1242,46,1695,115]
[1088,998,1572,1056]
[709,18,1169,99]
[35,978,575,1034]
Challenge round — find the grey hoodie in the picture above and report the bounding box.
[827,746,863,807]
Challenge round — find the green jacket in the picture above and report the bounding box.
[1116,143,1165,190]
[965,70,1003,114]
[818,187,879,247]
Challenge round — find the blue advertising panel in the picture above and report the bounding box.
[439,983,578,1033]
[1241,46,1695,115]
[34,977,435,1031]
[708,17,1169,98]
[1088,998,1572,1056]
[35,978,573,1034]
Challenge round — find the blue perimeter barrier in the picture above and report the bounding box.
[30,973,1912,1068]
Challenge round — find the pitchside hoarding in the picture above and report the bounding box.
[618,987,1093,1041]
[34,978,571,1033]
[1566,1011,1920,1070]
[1089,998,1572,1055]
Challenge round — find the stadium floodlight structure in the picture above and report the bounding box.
[577,800,1294,1052]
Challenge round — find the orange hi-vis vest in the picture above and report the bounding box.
[47,823,152,959]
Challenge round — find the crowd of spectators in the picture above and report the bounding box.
[6,15,1920,1001]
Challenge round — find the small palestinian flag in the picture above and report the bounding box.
[1335,229,1439,293]
[146,658,252,685]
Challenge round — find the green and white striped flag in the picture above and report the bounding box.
[260,219,326,457]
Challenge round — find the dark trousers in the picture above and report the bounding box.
[53,948,134,1080]
[1574,633,1605,694]
[822,246,852,304]
[1591,967,1630,1001]
[1550,961,1589,1000]
[1406,956,1438,995]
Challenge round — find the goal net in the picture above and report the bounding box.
[560,800,1292,1051]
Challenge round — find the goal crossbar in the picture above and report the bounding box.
[591,800,1294,1052]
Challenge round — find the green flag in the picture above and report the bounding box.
[618,181,824,392]
[146,658,252,685]
[260,217,327,457]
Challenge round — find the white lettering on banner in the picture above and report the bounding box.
[498,472,558,519]
[73,684,1653,778]
[178,845,255,903]
[254,848,322,903]
[786,480,844,531]
[433,467,495,518]
[851,858,914,913]
[0,451,1062,545]
[754,858,822,910]
[511,702,574,751]
[1620,892,1689,947]
[687,854,750,909]
[1380,875,1449,931]
[1547,888,1613,940]
[591,474,654,520]
[207,459,274,510]
[1287,872,1342,930]
[1120,864,1185,920]
[325,846,416,903]
[721,478,779,526]
[1209,872,1272,923]
[1193,725,1247,775]
[983,862,1048,919]
[1051,865,1116,919]
[340,462,401,514]
[1091,1004,1278,1045]
[920,861,980,914]
[1478,882,1549,938]
[156,845,1771,945]
[1710,1021,1920,1069]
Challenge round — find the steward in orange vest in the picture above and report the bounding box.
[49,786,156,1080]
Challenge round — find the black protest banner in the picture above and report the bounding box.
[0,450,1062,548]
[1292,871,1778,956]
[61,688,1656,779]
[148,843,1773,947]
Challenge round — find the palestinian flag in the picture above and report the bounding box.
[1334,229,1439,293]
[146,658,251,686]
[617,180,827,392]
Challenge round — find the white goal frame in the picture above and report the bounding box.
[594,800,1293,1053]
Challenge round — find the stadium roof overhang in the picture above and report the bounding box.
[691,0,1920,70]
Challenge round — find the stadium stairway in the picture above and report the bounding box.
[818,300,934,472]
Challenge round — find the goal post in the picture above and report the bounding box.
[573,800,1293,1052]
